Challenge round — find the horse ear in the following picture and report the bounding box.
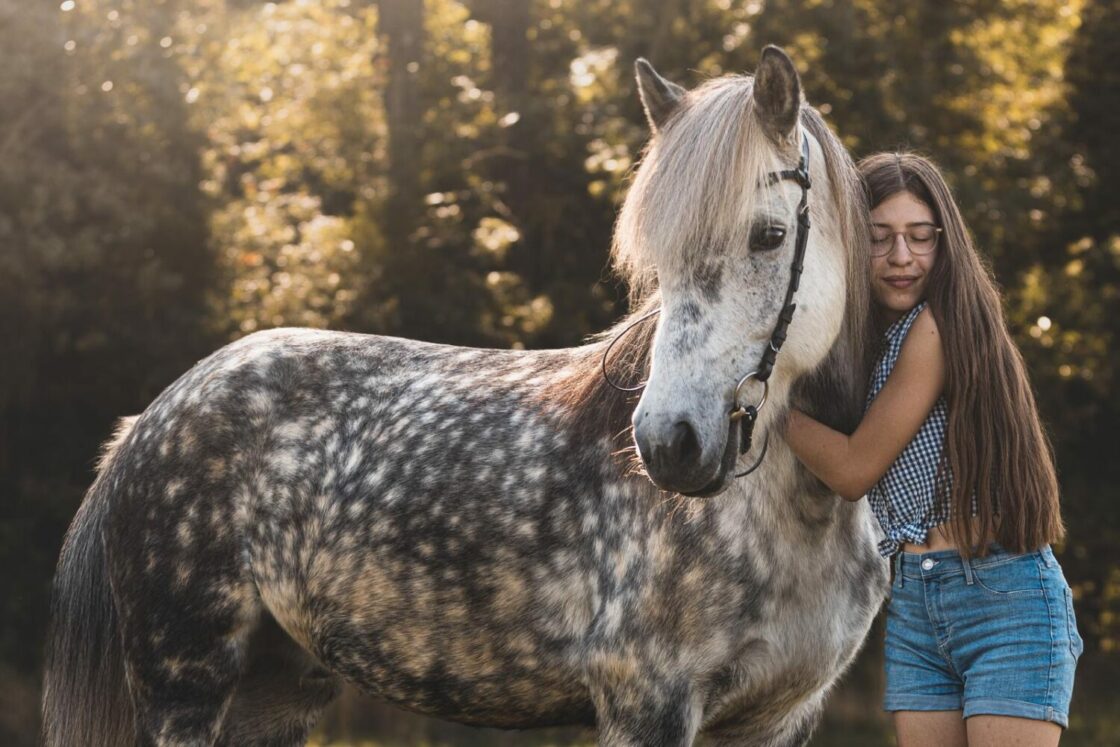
[635,58,685,134]
[753,45,802,143]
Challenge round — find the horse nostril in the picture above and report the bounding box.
[634,427,653,466]
[669,420,701,466]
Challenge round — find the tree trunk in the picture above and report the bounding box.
[378,0,425,244]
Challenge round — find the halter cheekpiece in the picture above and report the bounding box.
[603,131,813,480]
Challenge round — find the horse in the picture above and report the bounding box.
[43,46,888,747]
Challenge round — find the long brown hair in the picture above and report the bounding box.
[859,152,1064,557]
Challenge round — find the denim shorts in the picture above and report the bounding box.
[884,543,1083,727]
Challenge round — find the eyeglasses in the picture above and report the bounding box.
[869,224,942,257]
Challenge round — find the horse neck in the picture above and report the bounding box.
[711,339,862,532]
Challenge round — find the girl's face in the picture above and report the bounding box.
[869,191,939,322]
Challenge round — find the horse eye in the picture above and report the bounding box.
[751,225,787,252]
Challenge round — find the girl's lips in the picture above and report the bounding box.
[884,277,917,289]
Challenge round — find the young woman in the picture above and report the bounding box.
[783,152,1083,747]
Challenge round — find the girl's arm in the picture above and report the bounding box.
[783,306,946,501]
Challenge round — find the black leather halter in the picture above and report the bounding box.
[730,133,812,476]
[756,134,813,382]
[603,132,813,479]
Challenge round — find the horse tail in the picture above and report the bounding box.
[42,416,139,747]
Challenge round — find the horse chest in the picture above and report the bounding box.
[699,551,882,736]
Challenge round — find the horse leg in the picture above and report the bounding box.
[108,510,262,744]
[704,696,824,747]
[215,614,341,747]
[113,586,258,746]
[588,668,703,747]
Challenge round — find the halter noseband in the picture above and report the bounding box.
[603,131,813,480]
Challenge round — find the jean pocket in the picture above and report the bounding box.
[1065,586,1085,659]
[971,556,1045,596]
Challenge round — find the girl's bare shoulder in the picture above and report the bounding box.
[894,304,945,385]
[902,305,943,355]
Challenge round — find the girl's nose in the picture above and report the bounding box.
[887,233,914,263]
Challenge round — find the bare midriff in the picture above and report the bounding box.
[900,515,994,554]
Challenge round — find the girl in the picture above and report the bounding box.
[783,153,1083,747]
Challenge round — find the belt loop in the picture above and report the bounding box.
[895,551,904,588]
[962,551,975,585]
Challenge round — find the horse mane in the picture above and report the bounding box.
[790,106,874,435]
[544,72,872,450]
[611,74,784,305]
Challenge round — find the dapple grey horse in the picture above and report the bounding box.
[44,46,888,746]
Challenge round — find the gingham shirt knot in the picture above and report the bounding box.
[865,301,954,558]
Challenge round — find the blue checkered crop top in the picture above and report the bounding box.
[865,301,953,557]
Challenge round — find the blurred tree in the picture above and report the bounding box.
[0,2,216,738]
[0,0,216,464]
[380,0,425,235]
[372,0,427,332]
[184,0,379,336]
[1006,0,1120,652]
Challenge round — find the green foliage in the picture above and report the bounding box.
[0,0,215,412]
[187,0,381,335]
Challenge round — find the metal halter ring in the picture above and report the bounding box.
[729,370,769,420]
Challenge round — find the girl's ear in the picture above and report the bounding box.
[635,58,686,134]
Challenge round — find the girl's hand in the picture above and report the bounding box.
[783,306,945,500]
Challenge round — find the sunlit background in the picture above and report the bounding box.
[1,0,1117,744]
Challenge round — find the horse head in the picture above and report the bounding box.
[624,47,869,497]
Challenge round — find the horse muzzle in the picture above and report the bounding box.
[632,408,739,497]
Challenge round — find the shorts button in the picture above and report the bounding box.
[921,558,935,570]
